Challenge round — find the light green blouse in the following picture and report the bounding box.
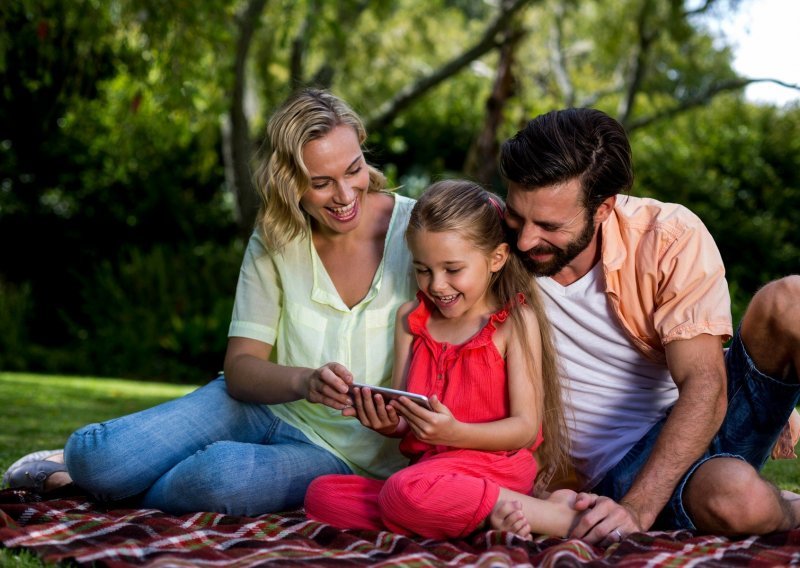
[228,193,416,478]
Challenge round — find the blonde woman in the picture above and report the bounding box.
[4,90,417,516]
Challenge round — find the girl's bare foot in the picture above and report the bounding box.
[547,489,578,506]
[489,500,532,540]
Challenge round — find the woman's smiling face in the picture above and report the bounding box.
[300,125,369,236]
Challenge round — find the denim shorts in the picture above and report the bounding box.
[592,327,800,530]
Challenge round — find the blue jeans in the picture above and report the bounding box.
[593,327,800,529]
[64,376,352,516]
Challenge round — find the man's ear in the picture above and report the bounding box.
[594,195,616,224]
[490,243,510,273]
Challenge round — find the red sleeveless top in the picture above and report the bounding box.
[399,291,542,459]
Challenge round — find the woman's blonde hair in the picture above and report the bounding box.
[406,179,569,480]
[254,89,387,251]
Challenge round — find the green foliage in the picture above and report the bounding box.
[67,241,243,382]
[0,279,32,370]
[1,0,798,380]
[0,0,235,376]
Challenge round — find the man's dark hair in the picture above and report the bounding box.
[499,108,633,212]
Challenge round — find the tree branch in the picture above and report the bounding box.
[626,77,800,131]
[684,0,723,17]
[617,0,656,125]
[548,3,574,106]
[365,0,538,131]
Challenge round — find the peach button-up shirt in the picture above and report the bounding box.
[601,195,733,364]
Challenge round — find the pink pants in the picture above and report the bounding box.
[304,448,537,539]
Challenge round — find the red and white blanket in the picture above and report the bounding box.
[2,489,799,566]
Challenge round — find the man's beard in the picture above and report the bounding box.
[516,214,596,277]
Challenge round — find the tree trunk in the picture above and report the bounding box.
[463,25,521,188]
[223,0,268,236]
[366,0,538,132]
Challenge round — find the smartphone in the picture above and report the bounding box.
[349,383,432,411]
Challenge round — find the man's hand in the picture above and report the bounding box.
[570,496,644,545]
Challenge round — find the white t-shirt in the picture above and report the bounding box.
[537,263,678,489]
[228,193,417,478]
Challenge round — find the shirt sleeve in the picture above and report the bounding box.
[653,211,733,344]
[228,232,282,345]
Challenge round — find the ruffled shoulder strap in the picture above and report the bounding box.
[407,290,433,336]
[488,292,527,325]
[464,292,528,349]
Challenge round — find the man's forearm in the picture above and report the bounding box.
[620,369,726,529]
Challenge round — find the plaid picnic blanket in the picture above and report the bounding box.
[2,489,800,567]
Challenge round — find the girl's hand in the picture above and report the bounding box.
[346,386,402,436]
[305,362,353,410]
[392,395,462,445]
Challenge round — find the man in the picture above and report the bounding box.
[499,107,800,544]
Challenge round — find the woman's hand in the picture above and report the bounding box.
[392,395,462,445]
[347,386,403,436]
[305,362,354,410]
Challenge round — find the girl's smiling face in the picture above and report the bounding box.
[408,228,507,320]
[300,125,369,236]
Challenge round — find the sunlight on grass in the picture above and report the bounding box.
[0,372,197,473]
[1,372,199,566]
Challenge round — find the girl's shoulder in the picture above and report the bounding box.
[395,297,422,332]
[397,297,419,317]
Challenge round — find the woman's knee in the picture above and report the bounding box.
[145,442,300,516]
[64,422,137,499]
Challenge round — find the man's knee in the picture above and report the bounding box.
[685,457,784,534]
[741,276,800,377]
[745,276,800,335]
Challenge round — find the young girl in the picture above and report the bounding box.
[304,180,582,540]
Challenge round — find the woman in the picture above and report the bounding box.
[4,89,417,516]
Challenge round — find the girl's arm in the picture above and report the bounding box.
[394,307,543,451]
[224,337,353,409]
[349,300,417,436]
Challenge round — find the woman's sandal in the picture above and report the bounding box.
[2,449,66,492]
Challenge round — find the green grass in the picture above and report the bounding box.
[0,372,197,567]
[0,372,798,566]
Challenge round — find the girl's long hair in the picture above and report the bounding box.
[406,179,569,481]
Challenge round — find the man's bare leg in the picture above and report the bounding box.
[685,457,798,534]
[684,277,800,534]
[740,276,799,384]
